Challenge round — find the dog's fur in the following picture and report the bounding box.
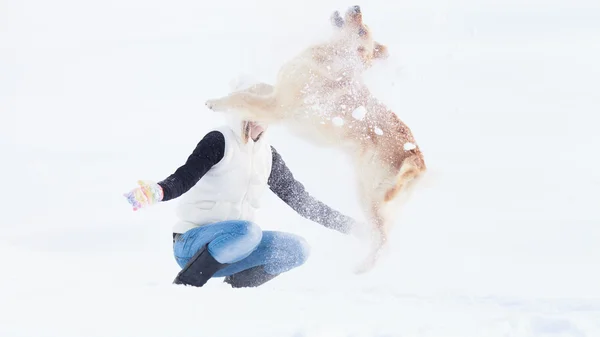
[205,6,425,273]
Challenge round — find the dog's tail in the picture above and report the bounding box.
[384,152,426,202]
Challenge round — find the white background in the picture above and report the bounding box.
[1,0,599,335]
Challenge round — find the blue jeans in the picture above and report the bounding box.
[173,220,310,277]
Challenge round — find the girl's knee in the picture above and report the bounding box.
[258,232,312,275]
[229,220,263,246]
[211,220,262,262]
[291,235,311,266]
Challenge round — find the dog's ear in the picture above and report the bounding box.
[330,10,344,28]
[344,5,363,26]
[373,42,389,59]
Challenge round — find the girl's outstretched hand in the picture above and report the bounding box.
[124,180,164,211]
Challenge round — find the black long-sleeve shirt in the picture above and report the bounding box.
[157,131,354,234]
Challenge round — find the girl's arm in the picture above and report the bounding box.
[124,131,226,211]
[267,146,357,234]
[158,130,226,201]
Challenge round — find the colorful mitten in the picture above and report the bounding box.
[124,180,164,211]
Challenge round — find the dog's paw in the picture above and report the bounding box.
[354,254,377,274]
[353,237,386,274]
[205,99,224,112]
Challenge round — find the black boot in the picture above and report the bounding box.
[173,245,228,287]
[223,265,279,288]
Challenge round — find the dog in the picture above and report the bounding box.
[205,6,426,273]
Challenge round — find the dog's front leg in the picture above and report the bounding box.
[205,92,279,123]
[354,223,388,274]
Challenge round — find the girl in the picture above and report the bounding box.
[124,117,358,288]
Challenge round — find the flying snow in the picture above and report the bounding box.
[331,117,344,126]
[404,142,416,151]
[352,106,367,120]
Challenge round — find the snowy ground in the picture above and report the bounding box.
[1,0,600,336]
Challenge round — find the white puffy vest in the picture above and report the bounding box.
[172,123,273,233]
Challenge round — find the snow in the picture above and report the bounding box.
[404,142,417,151]
[331,116,344,126]
[2,0,600,336]
[352,106,367,120]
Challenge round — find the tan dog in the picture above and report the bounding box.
[205,6,425,273]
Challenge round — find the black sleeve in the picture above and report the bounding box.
[267,146,354,234]
[157,131,225,201]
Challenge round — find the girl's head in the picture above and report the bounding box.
[225,74,269,143]
[242,120,267,143]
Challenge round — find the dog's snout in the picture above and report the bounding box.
[352,5,361,14]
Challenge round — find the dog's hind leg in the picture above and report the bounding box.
[353,164,393,274]
[354,200,389,274]
[205,90,281,123]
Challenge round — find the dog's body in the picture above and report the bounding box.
[206,6,426,272]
